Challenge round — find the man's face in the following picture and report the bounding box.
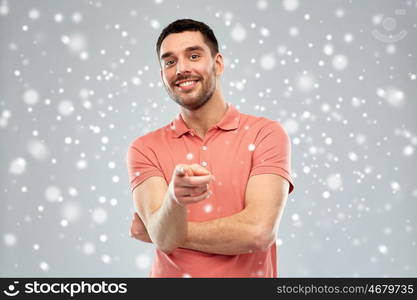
[159,31,223,111]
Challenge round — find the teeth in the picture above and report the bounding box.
[179,81,196,87]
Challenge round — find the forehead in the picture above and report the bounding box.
[160,31,209,57]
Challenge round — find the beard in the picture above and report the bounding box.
[164,65,217,111]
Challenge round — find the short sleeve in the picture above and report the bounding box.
[249,121,294,194]
[126,138,165,193]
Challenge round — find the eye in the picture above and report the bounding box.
[190,54,200,60]
[165,60,175,66]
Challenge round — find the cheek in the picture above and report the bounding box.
[198,68,213,80]
[162,73,173,86]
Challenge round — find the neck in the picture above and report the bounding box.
[180,90,227,138]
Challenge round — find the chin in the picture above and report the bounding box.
[179,98,208,111]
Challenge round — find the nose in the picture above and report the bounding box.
[175,58,191,76]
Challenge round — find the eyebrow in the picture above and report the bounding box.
[160,45,205,60]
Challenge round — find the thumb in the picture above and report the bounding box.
[190,164,211,176]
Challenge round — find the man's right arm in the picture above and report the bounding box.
[133,176,187,254]
[132,164,214,254]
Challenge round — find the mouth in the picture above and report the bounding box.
[175,79,199,92]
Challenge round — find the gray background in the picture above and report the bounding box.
[1,0,416,277]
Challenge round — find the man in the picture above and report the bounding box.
[126,19,294,277]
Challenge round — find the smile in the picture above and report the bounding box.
[175,80,199,91]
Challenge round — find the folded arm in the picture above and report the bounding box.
[131,173,289,256]
[183,174,289,255]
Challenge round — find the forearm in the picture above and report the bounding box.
[148,192,187,253]
[182,211,269,255]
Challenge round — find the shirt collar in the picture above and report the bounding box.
[170,102,240,138]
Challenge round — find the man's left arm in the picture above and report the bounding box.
[181,173,289,255]
[181,121,293,255]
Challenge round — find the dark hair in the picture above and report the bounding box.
[156,19,219,61]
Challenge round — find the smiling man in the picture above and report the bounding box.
[126,19,294,277]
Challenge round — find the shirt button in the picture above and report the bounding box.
[201,161,208,167]
[202,145,207,151]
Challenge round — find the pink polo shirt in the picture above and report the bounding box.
[126,102,294,277]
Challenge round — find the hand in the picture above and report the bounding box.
[168,163,215,207]
[129,212,152,243]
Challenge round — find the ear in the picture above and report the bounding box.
[214,53,224,76]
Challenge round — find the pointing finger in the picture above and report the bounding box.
[180,174,214,187]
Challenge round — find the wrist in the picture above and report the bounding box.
[168,182,185,207]
[171,194,185,207]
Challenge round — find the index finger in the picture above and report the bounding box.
[178,174,214,187]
